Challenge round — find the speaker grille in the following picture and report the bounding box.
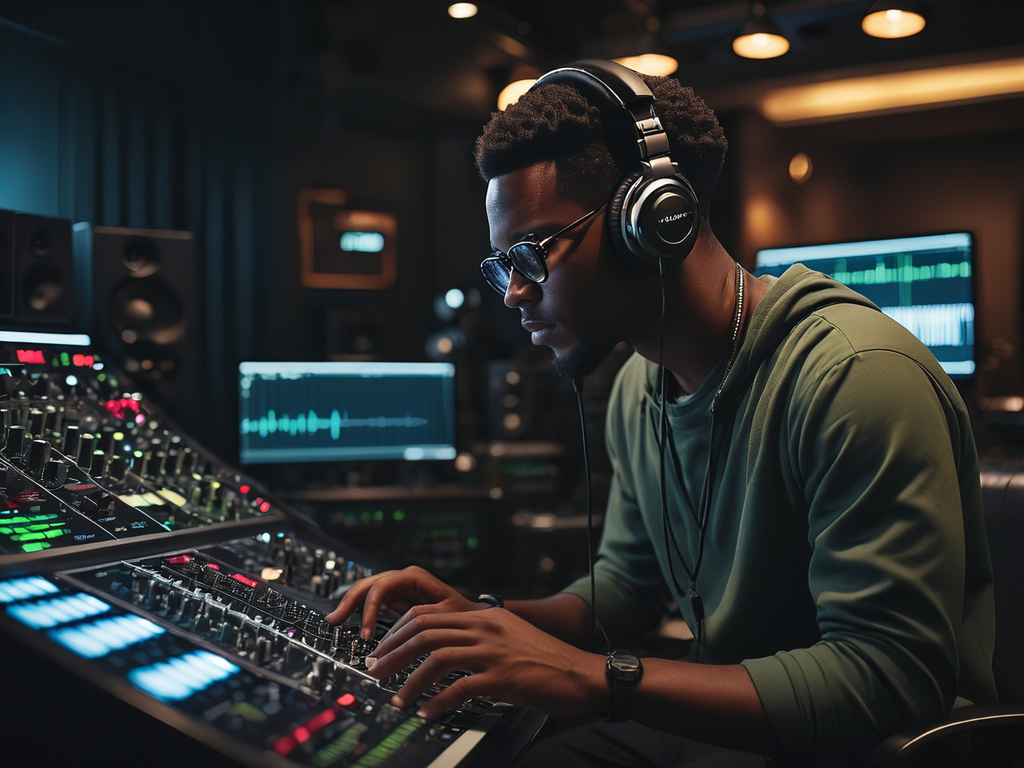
[12,213,76,325]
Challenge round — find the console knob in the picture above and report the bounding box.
[28,439,51,477]
[255,636,272,665]
[108,455,129,481]
[6,424,26,458]
[89,450,107,477]
[100,426,118,454]
[179,448,197,476]
[28,409,46,437]
[179,594,199,622]
[42,458,68,488]
[62,424,80,458]
[75,433,95,468]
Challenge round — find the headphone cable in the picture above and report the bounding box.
[574,377,609,653]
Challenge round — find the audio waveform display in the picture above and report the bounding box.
[241,410,429,440]
[882,303,974,349]
[830,255,969,289]
[238,361,457,464]
[755,233,975,379]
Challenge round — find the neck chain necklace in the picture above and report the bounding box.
[660,261,747,661]
[711,262,745,415]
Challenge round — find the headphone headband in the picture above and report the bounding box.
[529,59,700,268]
[532,60,675,180]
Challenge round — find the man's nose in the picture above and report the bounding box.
[504,270,541,308]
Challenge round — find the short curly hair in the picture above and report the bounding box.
[474,71,727,217]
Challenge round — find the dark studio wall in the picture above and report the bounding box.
[0,2,279,456]
[733,98,1024,399]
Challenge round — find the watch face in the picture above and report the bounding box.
[608,652,641,679]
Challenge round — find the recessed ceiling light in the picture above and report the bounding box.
[862,0,926,39]
[447,3,478,20]
[733,4,790,60]
[498,79,537,110]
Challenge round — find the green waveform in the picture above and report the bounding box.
[831,254,970,306]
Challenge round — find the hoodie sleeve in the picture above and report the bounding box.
[742,343,980,755]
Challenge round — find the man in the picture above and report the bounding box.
[327,61,996,766]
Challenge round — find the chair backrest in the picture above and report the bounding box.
[979,457,1024,704]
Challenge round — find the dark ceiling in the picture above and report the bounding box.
[273,0,1024,123]
[2,0,1023,127]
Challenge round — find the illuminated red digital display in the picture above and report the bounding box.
[16,349,46,364]
[229,573,258,587]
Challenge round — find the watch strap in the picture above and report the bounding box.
[605,649,642,722]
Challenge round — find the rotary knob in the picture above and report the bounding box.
[28,439,51,478]
[6,424,26,459]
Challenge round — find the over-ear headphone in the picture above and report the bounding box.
[531,59,700,273]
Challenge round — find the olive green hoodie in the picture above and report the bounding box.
[564,264,997,757]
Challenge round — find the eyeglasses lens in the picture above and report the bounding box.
[508,244,547,282]
[480,258,511,294]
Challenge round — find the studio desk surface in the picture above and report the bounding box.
[0,333,544,768]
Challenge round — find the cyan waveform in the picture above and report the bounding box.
[240,409,429,441]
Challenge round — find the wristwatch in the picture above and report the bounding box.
[605,649,643,722]
[475,593,504,609]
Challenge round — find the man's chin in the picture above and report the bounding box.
[551,338,616,383]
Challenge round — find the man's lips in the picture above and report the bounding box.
[521,319,555,343]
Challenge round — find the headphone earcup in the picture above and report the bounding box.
[606,170,653,273]
[608,170,700,272]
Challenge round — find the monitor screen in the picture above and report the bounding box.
[754,232,975,380]
[238,361,457,465]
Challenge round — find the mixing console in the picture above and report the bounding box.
[0,331,543,767]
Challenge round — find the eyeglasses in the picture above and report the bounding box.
[480,203,607,295]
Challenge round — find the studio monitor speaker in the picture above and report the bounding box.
[11,212,75,326]
[87,226,202,435]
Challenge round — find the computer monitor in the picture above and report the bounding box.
[754,232,975,380]
[238,361,457,465]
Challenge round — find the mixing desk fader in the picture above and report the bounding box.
[0,330,544,767]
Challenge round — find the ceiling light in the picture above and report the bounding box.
[447,3,478,19]
[498,79,537,110]
[610,17,678,76]
[498,65,541,110]
[733,3,789,60]
[761,56,1024,123]
[861,0,925,39]
[612,53,678,77]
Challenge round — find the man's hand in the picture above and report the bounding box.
[324,565,486,639]
[324,565,606,720]
[364,605,606,720]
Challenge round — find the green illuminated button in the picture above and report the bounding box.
[12,532,46,542]
[20,542,51,553]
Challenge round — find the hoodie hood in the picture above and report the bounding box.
[716,264,879,413]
